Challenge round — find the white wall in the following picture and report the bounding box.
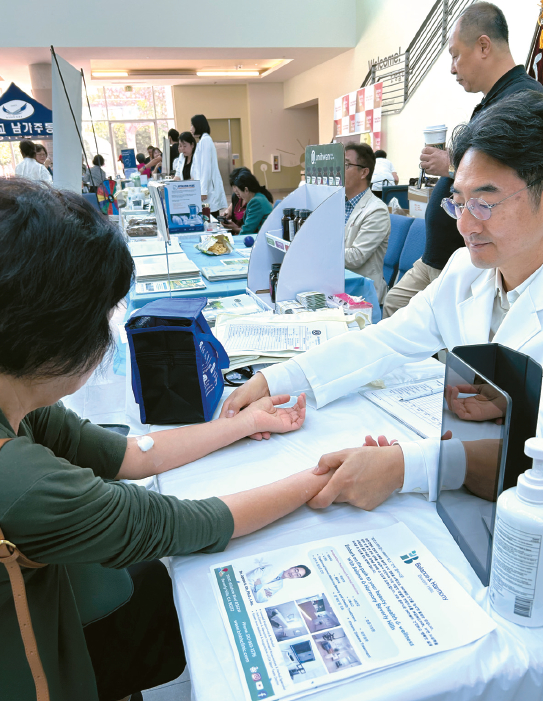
[2,0,356,48]
[284,0,539,180]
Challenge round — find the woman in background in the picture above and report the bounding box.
[173,132,197,181]
[151,147,163,176]
[82,155,107,192]
[232,170,273,237]
[35,144,53,177]
[15,140,52,183]
[190,114,227,217]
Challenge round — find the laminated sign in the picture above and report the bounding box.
[126,298,229,424]
[163,180,205,234]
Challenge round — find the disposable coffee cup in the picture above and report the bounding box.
[423,124,448,149]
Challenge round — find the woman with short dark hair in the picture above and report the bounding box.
[0,179,325,701]
[34,144,53,176]
[173,131,197,181]
[15,140,52,183]
[190,113,227,217]
[83,154,107,191]
[231,170,274,236]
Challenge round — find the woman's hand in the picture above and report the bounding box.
[239,394,306,440]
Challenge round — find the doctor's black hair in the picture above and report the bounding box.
[295,565,311,578]
[450,90,543,208]
[0,179,134,378]
[191,114,211,137]
[178,131,197,151]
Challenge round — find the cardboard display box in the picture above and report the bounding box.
[408,186,434,219]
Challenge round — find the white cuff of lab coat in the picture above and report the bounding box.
[399,437,466,501]
[260,359,316,405]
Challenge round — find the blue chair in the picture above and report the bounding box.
[383,214,415,287]
[82,192,101,212]
[381,185,409,210]
[397,218,426,281]
[273,198,283,209]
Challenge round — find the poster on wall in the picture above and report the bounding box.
[333,82,383,150]
[304,143,345,186]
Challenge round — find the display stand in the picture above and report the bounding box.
[246,184,345,310]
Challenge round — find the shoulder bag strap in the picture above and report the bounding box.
[0,437,50,701]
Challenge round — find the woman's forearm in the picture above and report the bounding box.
[219,469,332,538]
[116,413,254,480]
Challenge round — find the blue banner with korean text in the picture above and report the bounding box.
[0,83,53,141]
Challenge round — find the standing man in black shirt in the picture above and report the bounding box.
[383,1,543,318]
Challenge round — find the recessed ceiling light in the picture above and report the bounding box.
[92,71,129,78]
[196,71,259,77]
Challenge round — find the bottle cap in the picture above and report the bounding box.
[518,437,543,503]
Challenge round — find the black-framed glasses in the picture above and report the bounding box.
[441,181,540,221]
[344,161,366,170]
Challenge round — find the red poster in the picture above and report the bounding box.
[342,95,349,117]
[356,88,365,113]
[374,82,383,108]
[373,132,381,150]
[334,119,342,137]
[365,109,373,133]
[349,114,356,134]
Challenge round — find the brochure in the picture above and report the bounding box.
[210,522,495,701]
[135,276,206,294]
[201,265,248,281]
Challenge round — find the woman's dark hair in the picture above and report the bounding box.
[191,114,211,137]
[35,144,48,156]
[232,170,273,204]
[19,140,36,159]
[92,154,105,167]
[295,565,311,578]
[178,131,196,152]
[374,150,387,159]
[153,148,162,156]
[0,179,134,378]
[450,90,543,207]
[136,152,146,164]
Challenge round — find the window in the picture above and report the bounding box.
[82,85,176,177]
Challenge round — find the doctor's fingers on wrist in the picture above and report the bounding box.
[312,449,355,475]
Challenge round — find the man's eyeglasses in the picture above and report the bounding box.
[344,161,366,170]
[441,181,541,221]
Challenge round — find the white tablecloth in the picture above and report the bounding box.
[156,360,543,701]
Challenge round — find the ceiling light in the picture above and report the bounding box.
[92,71,129,78]
[196,71,259,77]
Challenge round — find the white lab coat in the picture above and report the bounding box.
[246,564,284,603]
[15,157,52,183]
[191,133,227,212]
[262,248,543,498]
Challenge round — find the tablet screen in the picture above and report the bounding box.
[436,351,511,586]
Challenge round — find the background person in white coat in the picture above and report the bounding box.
[221,89,543,511]
[15,140,52,183]
[344,142,390,304]
[190,114,227,217]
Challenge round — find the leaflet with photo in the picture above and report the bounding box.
[210,522,495,701]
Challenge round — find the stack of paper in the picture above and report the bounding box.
[214,308,351,371]
[134,252,200,282]
[201,264,248,281]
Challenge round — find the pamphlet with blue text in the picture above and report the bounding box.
[210,522,495,701]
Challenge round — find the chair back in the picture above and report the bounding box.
[397,218,426,281]
[383,215,415,287]
[382,185,408,210]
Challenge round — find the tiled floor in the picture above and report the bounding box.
[142,668,192,701]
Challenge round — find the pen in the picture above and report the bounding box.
[400,388,443,402]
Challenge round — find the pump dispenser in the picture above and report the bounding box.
[489,437,543,627]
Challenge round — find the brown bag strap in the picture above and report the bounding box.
[0,437,50,701]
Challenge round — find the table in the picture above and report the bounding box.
[127,234,381,324]
[156,359,543,701]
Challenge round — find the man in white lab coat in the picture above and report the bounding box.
[245,564,311,603]
[221,89,543,510]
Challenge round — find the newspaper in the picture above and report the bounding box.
[211,522,495,701]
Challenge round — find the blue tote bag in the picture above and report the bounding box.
[126,298,229,424]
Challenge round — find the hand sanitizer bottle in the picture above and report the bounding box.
[489,437,543,626]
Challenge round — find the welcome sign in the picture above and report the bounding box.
[333,82,383,150]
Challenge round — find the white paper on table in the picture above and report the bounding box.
[210,521,495,701]
[361,379,444,438]
[222,323,327,354]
